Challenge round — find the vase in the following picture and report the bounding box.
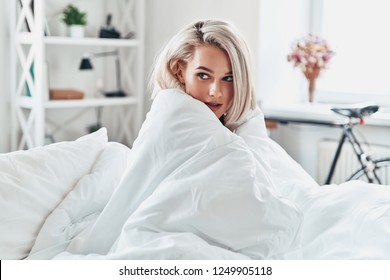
[67,25,85,38]
[308,78,316,103]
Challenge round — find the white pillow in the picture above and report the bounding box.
[28,142,131,259]
[0,128,108,259]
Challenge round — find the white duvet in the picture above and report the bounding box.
[27,89,390,259]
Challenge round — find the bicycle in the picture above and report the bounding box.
[265,103,390,185]
[326,103,390,185]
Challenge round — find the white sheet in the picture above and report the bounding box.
[279,180,390,259]
[28,89,390,260]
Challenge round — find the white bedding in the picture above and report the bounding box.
[0,128,114,259]
[2,89,390,260]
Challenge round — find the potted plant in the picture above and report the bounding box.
[62,4,87,38]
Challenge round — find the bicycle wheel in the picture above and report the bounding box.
[348,158,390,185]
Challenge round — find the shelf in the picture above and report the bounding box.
[18,96,138,109]
[16,34,140,47]
[43,36,140,47]
[11,0,145,149]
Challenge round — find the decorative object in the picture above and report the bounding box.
[62,4,87,38]
[287,34,334,102]
[49,89,84,100]
[99,14,121,38]
[79,50,127,97]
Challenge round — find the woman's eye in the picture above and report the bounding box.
[197,73,209,80]
[224,76,233,82]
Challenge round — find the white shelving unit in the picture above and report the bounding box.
[10,0,145,150]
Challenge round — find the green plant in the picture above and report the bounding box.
[62,4,87,26]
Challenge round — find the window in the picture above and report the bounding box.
[258,0,390,107]
[314,0,390,106]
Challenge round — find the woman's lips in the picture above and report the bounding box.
[205,102,222,112]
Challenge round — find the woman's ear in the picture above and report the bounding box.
[176,61,186,84]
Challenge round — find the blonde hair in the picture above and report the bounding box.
[149,19,256,127]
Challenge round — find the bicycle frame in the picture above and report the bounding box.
[264,113,382,185]
[324,120,377,184]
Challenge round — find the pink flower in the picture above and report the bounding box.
[287,33,334,80]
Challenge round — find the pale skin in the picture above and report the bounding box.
[177,45,234,119]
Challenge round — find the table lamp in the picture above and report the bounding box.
[79,50,126,97]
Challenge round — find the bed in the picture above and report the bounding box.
[1,89,390,260]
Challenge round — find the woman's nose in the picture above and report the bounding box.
[209,83,222,97]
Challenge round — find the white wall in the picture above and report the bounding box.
[257,0,311,104]
[0,0,10,153]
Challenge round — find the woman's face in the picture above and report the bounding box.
[178,45,234,119]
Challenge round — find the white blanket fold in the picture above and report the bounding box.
[28,89,390,260]
[29,89,303,259]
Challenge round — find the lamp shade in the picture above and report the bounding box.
[79,58,93,70]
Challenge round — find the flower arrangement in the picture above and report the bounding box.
[287,34,334,102]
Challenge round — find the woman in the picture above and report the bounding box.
[26,22,390,261]
[149,19,257,130]
[28,20,305,260]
